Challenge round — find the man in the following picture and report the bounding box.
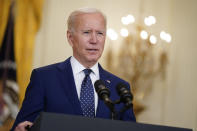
[11,8,136,131]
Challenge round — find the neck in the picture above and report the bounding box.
[73,56,97,68]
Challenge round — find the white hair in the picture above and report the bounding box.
[67,7,107,32]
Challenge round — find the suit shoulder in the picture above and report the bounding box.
[34,62,60,71]
[102,69,130,85]
[30,60,68,79]
[34,60,68,72]
[29,61,68,82]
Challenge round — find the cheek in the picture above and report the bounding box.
[77,37,88,46]
[98,37,105,46]
[100,41,105,49]
[73,38,84,48]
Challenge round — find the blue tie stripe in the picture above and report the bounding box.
[80,69,95,118]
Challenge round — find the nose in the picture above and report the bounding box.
[90,32,97,44]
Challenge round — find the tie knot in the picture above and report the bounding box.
[83,69,92,76]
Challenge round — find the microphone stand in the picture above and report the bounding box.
[103,98,118,120]
[101,97,133,120]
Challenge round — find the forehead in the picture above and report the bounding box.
[75,13,106,30]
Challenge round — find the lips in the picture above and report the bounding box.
[86,49,98,51]
[86,49,99,54]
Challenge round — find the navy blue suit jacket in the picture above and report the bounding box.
[11,57,136,130]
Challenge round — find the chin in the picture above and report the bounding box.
[87,57,99,63]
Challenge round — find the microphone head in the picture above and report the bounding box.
[94,80,110,100]
[116,82,133,106]
[116,83,128,96]
[94,80,105,92]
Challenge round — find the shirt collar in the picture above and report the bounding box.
[70,56,99,76]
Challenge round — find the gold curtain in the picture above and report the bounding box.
[15,0,44,105]
[0,0,44,105]
[0,0,11,48]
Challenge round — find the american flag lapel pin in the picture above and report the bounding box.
[106,80,111,84]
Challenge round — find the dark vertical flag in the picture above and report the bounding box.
[0,4,19,125]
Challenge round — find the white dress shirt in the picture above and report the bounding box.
[70,56,99,114]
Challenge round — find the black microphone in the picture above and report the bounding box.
[94,80,111,103]
[116,83,133,108]
[94,80,117,119]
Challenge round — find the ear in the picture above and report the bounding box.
[67,30,74,47]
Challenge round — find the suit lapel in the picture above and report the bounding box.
[57,59,112,118]
[57,57,83,115]
[96,64,112,118]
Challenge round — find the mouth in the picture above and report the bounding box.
[86,49,98,52]
[86,49,99,54]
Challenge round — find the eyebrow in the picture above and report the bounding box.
[81,29,106,32]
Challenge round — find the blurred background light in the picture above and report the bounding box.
[149,35,157,44]
[120,28,129,37]
[107,28,118,40]
[160,31,172,43]
[121,14,135,25]
[144,16,156,26]
[140,30,148,39]
[127,14,135,24]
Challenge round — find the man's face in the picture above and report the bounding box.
[67,13,106,67]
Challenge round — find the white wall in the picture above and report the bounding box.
[165,0,197,129]
[33,0,197,130]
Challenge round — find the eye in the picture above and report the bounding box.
[97,32,104,35]
[83,31,90,34]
